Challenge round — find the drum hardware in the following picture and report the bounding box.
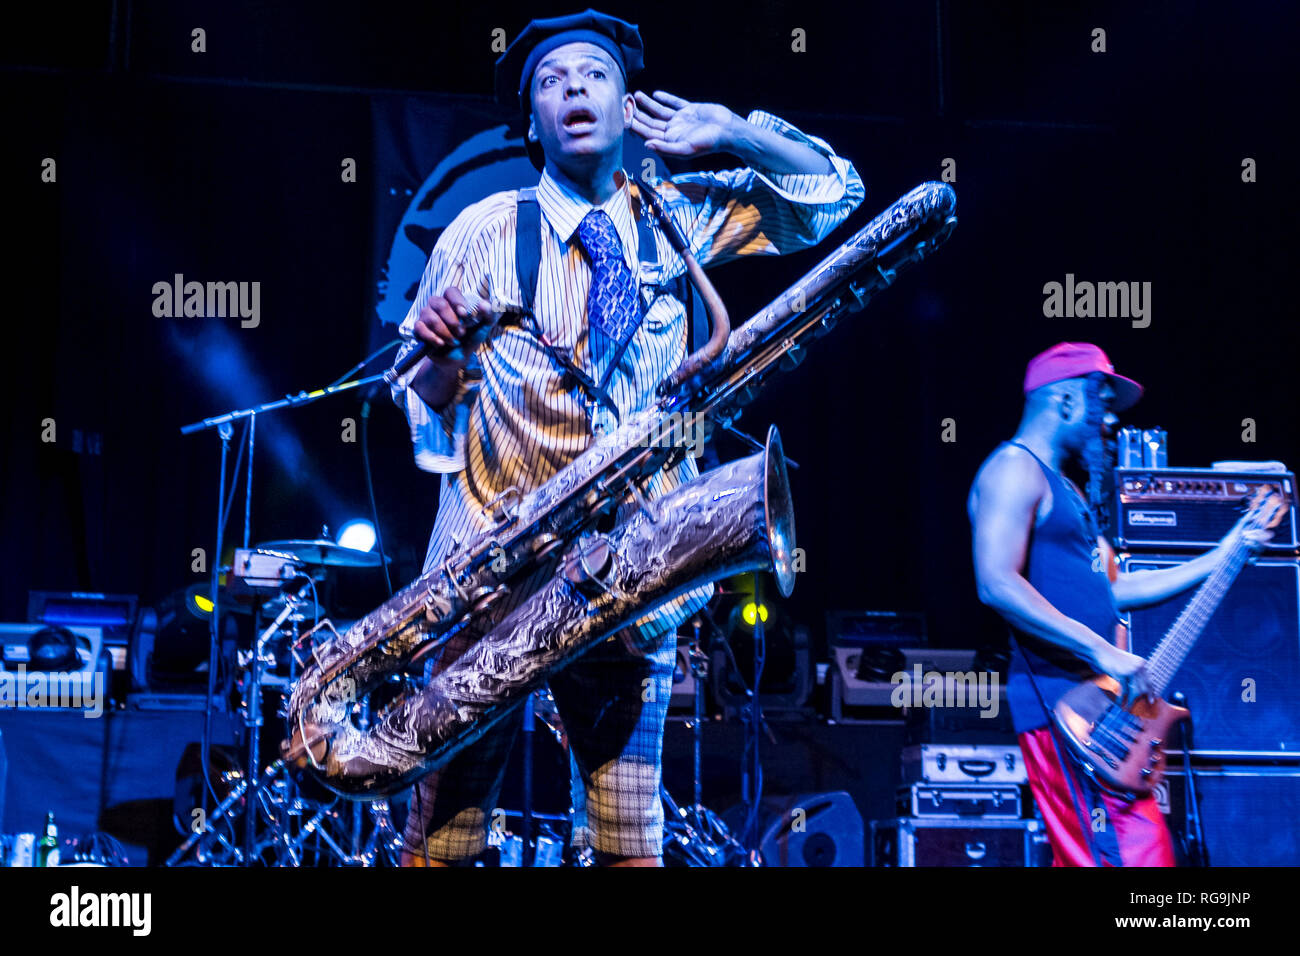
[659,613,749,865]
[661,785,745,866]
[686,620,710,813]
[259,592,325,623]
[166,577,397,866]
[689,587,774,863]
[505,687,574,866]
[176,339,409,865]
[497,826,567,867]
[742,575,766,861]
[229,548,309,591]
[520,688,539,866]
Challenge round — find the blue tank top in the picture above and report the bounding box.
[1001,441,1122,732]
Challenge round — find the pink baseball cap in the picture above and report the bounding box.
[1023,342,1143,411]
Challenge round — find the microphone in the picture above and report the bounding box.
[383,296,499,388]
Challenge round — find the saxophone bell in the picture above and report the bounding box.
[290,426,796,798]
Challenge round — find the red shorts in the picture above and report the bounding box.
[1019,726,1176,867]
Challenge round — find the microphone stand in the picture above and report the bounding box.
[180,372,390,436]
[179,351,398,866]
[742,574,766,863]
[521,689,536,867]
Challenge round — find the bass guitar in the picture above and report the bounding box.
[1053,485,1288,799]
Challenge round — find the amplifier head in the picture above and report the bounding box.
[1114,468,1297,551]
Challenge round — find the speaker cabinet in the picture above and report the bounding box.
[1159,763,1300,866]
[1119,556,1300,755]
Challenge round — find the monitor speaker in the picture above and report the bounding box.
[758,791,864,867]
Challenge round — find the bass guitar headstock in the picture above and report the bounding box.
[1245,483,1290,533]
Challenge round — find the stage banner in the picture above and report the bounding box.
[369,95,536,345]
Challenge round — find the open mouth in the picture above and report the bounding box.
[561,107,599,135]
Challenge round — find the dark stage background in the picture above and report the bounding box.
[4,0,1297,662]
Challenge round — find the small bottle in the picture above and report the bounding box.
[36,813,60,867]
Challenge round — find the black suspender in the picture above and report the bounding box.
[512,183,703,429]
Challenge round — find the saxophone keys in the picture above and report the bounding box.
[470,585,509,615]
[560,536,614,594]
[529,533,562,560]
[847,280,871,312]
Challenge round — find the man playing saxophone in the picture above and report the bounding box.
[389,9,863,866]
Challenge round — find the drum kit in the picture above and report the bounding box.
[166,536,749,867]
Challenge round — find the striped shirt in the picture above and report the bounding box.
[392,109,864,638]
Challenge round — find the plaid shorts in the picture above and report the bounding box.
[402,624,680,862]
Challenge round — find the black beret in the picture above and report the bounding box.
[494,9,644,115]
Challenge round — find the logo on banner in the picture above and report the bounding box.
[375,125,535,329]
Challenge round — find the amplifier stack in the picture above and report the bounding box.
[1112,459,1300,865]
[1112,462,1299,757]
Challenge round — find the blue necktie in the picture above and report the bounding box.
[576,209,642,355]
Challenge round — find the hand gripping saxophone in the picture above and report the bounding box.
[282,181,958,797]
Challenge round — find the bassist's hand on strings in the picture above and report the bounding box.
[1221,487,1283,558]
[1227,516,1273,556]
[1092,641,1153,708]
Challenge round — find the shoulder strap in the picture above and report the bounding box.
[517,184,664,311]
[512,185,621,426]
[1007,440,1050,476]
[1009,634,1106,866]
[633,194,658,270]
[513,183,705,401]
[1007,440,1064,530]
[515,186,540,315]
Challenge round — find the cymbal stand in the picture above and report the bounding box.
[241,579,313,861]
[165,760,279,866]
[688,618,707,828]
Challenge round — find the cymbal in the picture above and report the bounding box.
[255,539,388,568]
